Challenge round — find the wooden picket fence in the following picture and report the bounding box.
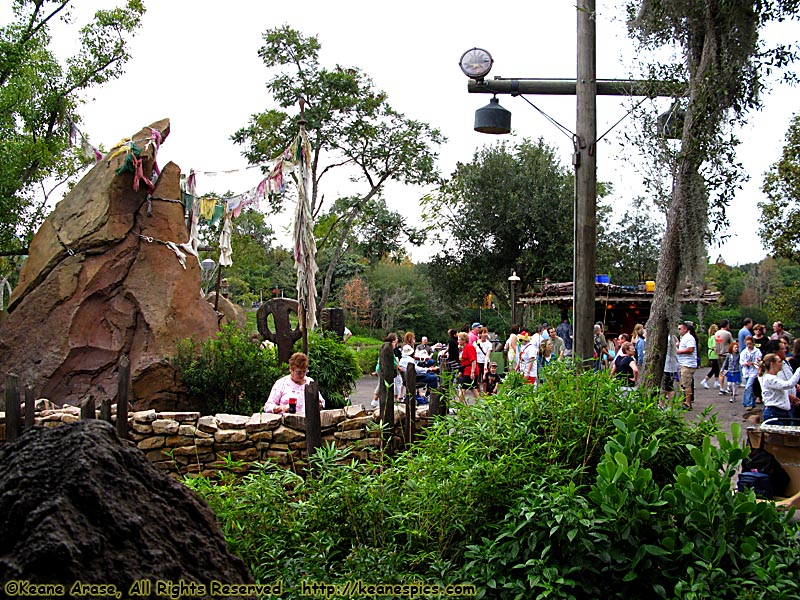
[3,356,131,443]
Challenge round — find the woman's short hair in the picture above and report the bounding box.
[457,332,469,344]
[288,352,309,371]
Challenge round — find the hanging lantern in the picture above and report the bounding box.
[657,103,685,140]
[474,96,511,134]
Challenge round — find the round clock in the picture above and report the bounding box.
[459,48,493,79]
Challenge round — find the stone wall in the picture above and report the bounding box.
[0,402,428,478]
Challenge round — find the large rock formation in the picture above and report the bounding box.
[0,421,254,595]
[0,119,219,411]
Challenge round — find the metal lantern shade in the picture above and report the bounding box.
[657,105,685,140]
[474,97,511,134]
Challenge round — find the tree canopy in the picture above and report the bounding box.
[626,0,800,387]
[423,138,576,308]
[608,196,663,286]
[0,0,145,252]
[231,25,444,317]
[759,113,800,261]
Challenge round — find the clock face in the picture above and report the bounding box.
[459,48,493,79]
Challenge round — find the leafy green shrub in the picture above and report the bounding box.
[462,419,800,599]
[307,330,362,409]
[172,324,284,414]
[190,361,800,599]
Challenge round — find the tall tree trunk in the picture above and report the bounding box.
[642,19,717,388]
[316,206,360,323]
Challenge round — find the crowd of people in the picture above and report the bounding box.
[264,318,799,425]
[696,318,800,423]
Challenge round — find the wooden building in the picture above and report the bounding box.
[519,281,720,337]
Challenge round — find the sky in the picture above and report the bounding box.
[16,0,800,268]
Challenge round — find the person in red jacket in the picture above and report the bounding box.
[458,331,480,402]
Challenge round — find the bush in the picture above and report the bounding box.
[172,324,284,414]
[463,420,800,599]
[307,331,362,409]
[190,363,800,599]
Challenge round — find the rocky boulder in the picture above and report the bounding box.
[204,292,247,330]
[0,119,219,411]
[0,421,253,593]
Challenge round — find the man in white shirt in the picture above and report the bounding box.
[676,321,698,410]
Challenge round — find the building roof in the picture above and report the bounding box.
[519,281,720,306]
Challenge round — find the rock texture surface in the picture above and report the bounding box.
[0,421,253,591]
[0,120,219,411]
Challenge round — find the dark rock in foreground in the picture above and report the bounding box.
[0,421,254,598]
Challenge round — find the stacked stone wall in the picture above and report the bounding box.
[0,401,428,477]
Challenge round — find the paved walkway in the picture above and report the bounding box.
[684,372,759,440]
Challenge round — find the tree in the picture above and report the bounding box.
[231,26,444,320]
[608,196,663,285]
[197,207,294,304]
[340,276,372,327]
[759,113,800,260]
[626,0,800,388]
[0,0,145,252]
[423,138,576,310]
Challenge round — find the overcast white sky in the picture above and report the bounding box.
[18,1,800,267]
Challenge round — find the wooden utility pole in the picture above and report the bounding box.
[467,2,675,365]
[574,0,597,364]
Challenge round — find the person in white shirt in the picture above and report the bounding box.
[474,327,493,392]
[263,352,325,415]
[676,321,698,410]
[758,353,800,424]
[739,336,762,411]
[529,326,542,359]
[517,333,538,384]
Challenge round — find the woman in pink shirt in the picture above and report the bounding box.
[263,352,325,415]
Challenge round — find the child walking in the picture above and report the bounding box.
[720,341,741,402]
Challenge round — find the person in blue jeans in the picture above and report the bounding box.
[740,336,761,411]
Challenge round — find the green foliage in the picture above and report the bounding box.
[424,138,576,307]
[608,196,663,285]
[183,462,303,582]
[364,258,449,336]
[197,208,295,306]
[172,324,284,415]
[761,113,800,262]
[306,331,361,409]
[187,362,798,600]
[463,420,800,599]
[0,0,145,251]
[351,345,380,378]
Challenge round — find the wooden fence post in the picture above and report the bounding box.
[305,381,322,460]
[24,385,35,430]
[404,366,416,447]
[80,395,95,420]
[429,386,443,418]
[116,355,130,439]
[100,397,112,424]
[378,342,395,451]
[4,373,20,443]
